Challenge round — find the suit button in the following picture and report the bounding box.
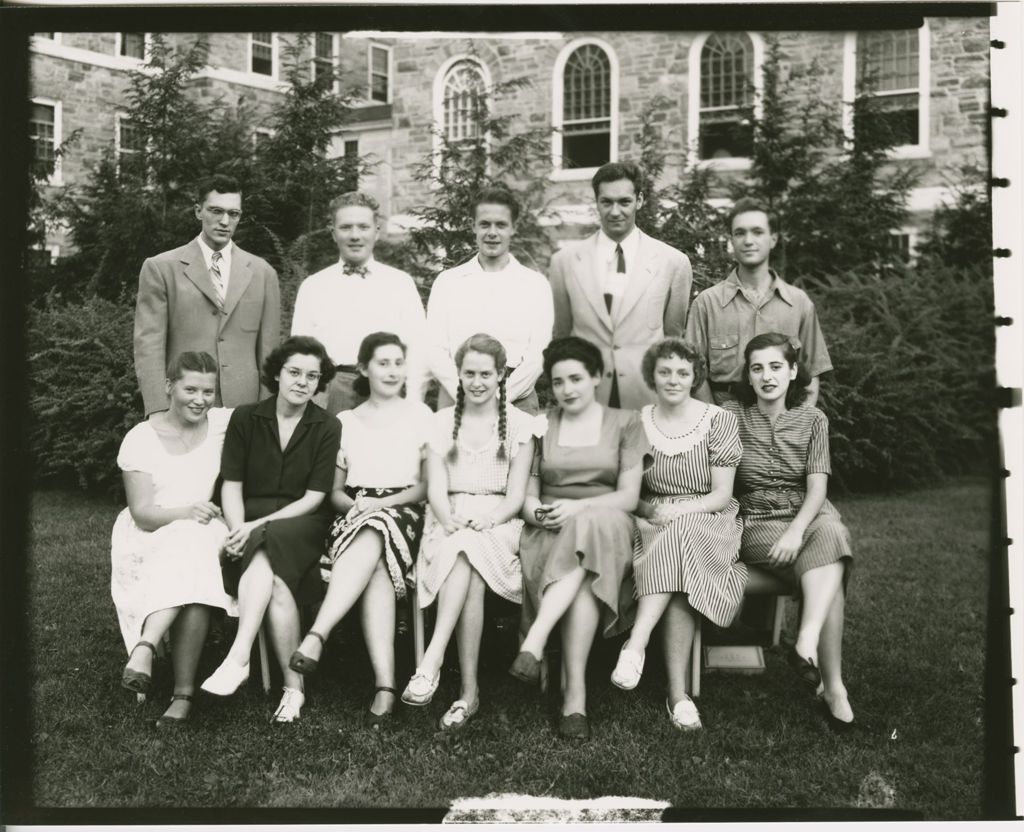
[218,337,225,342]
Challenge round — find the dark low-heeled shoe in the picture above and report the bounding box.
[155,693,193,729]
[509,651,541,685]
[787,647,821,689]
[364,686,397,730]
[820,700,857,734]
[558,712,590,740]
[289,630,326,675]
[122,640,157,694]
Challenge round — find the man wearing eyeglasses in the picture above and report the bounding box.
[133,174,281,417]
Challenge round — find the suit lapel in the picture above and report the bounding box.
[220,245,254,332]
[616,231,659,323]
[180,240,222,309]
[574,234,613,331]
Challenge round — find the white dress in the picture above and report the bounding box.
[416,405,536,607]
[110,408,237,652]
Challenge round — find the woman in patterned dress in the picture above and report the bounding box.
[112,351,236,727]
[512,337,647,740]
[200,336,341,724]
[610,337,746,731]
[726,332,854,728]
[288,332,432,727]
[401,334,535,730]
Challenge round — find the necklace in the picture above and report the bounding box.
[652,403,709,440]
[157,414,206,452]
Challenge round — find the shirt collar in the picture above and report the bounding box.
[195,235,232,269]
[719,267,793,307]
[596,226,641,265]
[470,252,521,273]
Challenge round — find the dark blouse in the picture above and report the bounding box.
[221,396,341,519]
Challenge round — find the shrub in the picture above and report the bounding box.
[28,294,140,494]
[810,262,995,491]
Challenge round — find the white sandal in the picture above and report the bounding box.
[439,698,479,730]
[271,687,305,723]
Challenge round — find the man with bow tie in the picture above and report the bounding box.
[133,174,281,417]
[291,191,427,414]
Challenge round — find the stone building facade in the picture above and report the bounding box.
[29,20,989,259]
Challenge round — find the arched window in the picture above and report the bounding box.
[442,59,487,144]
[561,43,612,169]
[698,33,755,160]
[855,29,922,147]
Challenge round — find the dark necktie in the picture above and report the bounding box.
[343,262,369,277]
[605,243,626,314]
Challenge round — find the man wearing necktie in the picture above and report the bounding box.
[133,174,281,417]
[291,191,427,414]
[549,162,693,409]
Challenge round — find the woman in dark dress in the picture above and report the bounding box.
[200,336,340,723]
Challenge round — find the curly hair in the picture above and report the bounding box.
[734,332,811,408]
[640,338,707,391]
[262,335,336,395]
[327,191,380,225]
[448,333,508,463]
[542,336,604,380]
[472,186,520,224]
[353,331,407,398]
[166,351,218,381]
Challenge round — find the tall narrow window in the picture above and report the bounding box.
[369,44,391,103]
[442,60,487,143]
[698,33,755,160]
[116,114,146,175]
[251,33,274,76]
[30,102,56,169]
[342,138,359,190]
[119,33,146,59]
[560,44,612,169]
[313,33,336,84]
[856,30,921,147]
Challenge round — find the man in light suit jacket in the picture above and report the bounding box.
[550,161,692,410]
[134,174,281,417]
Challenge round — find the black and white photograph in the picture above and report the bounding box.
[1,1,1020,824]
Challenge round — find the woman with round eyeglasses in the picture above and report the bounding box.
[200,336,341,724]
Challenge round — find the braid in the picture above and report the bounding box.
[447,384,465,463]
[496,377,508,460]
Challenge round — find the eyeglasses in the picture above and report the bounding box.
[206,208,242,220]
[282,366,322,383]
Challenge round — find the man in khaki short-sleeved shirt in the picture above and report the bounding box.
[686,198,832,405]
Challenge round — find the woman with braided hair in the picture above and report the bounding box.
[401,334,537,730]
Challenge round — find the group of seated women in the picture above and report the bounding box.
[112,328,854,737]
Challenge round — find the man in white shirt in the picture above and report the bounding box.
[133,174,280,416]
[425,188,554,414]
[291,191,427,414]
[550,161,692,409]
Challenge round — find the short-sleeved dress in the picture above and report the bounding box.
[110,408,237,652]
[220,396,342,605]
[321,400,433,599]
[519,406,648,639]
[416,405,536,607]
[633,404,747,628]
[725,402,852,580]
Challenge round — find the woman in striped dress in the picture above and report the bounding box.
[726,332,854,729]
[610,338,746,732]
[288,332,431,728]
[512,337,647,740]
[401,334,536,730]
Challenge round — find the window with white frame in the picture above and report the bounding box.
[343,138,359,190]
[116,113,146,175]
[250,33,275,76]
[698,33,755,160]
[855,29,923,148]
[441,59,487,144]
[313,33,337,85]
[30,100,58,172]
[559,43,612,170]
[119,33,147,60]
[886,229,917,264]
[252,127,274,155]
[369,44,391,103]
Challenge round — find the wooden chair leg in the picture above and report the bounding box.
[411,582,425,668]
[689,615,702,698]
[771,596,786,648]
[257,625,272,694]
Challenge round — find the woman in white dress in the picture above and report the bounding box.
[401,334,535,730]
[289,332,433,728]
[112,351,237,727]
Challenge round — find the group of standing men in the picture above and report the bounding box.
[133,162,831,421]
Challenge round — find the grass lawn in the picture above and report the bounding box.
[23,479,991,816]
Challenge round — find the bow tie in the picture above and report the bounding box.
[342,262,369,277]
